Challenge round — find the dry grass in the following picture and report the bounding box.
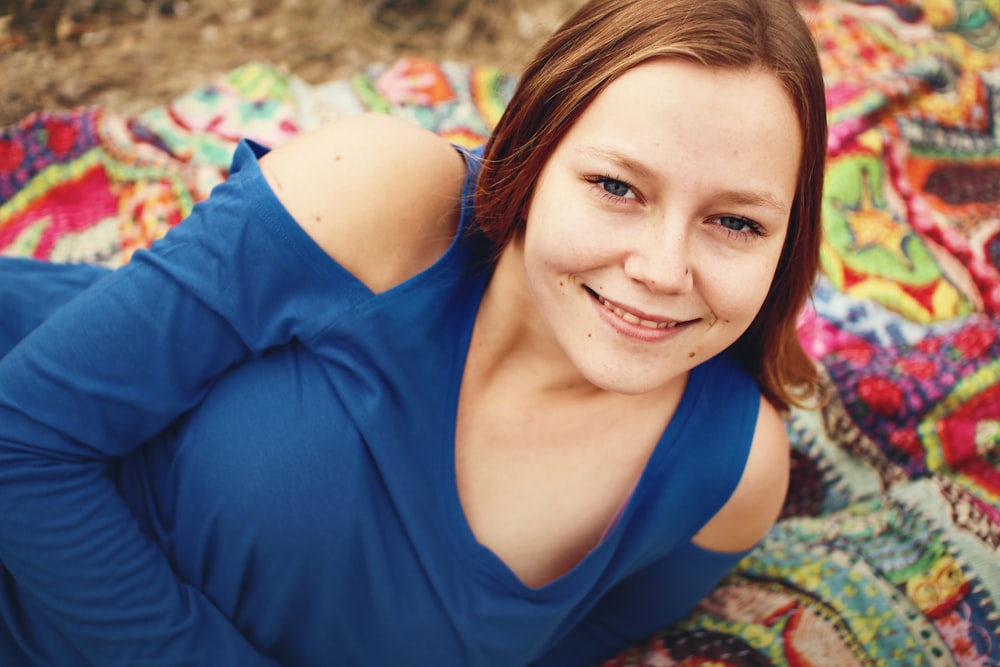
[0,0,585,126]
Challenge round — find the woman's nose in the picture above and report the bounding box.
[622,224,694,293]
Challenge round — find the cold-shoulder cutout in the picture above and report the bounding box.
[691,396,790,553]
[259,113,469,294]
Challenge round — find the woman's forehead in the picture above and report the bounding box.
[551,59,802,206]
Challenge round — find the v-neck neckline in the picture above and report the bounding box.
[437,290,709,598]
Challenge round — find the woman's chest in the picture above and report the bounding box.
[454,384,679,589]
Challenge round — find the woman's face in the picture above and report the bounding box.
[521,58,801,395]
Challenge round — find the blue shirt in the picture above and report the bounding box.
[0,141,760,666]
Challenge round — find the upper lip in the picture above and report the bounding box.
[585,286,688,326]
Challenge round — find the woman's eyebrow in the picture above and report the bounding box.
[713,190,791,216]
[573,145,658,182]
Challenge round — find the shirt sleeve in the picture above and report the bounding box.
[0,258,111,353]
[533,541,751,667]
[0,141,353,665]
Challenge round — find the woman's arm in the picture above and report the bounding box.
[0,116,466,664]
[0,251,283,664]
[0,144,305,664]
[0,115,469,664]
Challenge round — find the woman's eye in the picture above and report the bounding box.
[602,178,632,198]
[716,215,764,237]
[589,176,636,201]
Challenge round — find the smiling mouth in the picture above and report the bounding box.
[585,287,683,330]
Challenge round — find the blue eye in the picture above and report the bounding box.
[587,175,636,202]
[601,178,632,198]
[716,215,764,237]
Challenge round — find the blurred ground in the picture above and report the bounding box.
[0,0,584,127]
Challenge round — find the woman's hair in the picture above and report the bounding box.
[475,0,827,411]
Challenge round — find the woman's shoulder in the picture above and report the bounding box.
[690,395,790,553]
[258,113,470,294]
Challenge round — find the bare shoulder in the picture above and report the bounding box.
[259,113,469,293]
[691,397,790,553]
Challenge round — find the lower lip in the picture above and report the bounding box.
[588,292,691,342]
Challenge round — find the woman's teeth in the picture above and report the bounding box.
[598,295,678,329]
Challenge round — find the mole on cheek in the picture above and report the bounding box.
[688,351,696,358]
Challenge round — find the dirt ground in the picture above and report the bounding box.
[0,0,585,127]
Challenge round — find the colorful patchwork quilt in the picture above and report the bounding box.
[1,0,998,663]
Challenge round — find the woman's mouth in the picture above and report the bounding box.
[585,287,683,330]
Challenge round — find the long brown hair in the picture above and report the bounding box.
[475,0,826,411]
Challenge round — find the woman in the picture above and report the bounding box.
[0,0,826,664]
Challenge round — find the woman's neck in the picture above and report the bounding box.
[472,241,603,399]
